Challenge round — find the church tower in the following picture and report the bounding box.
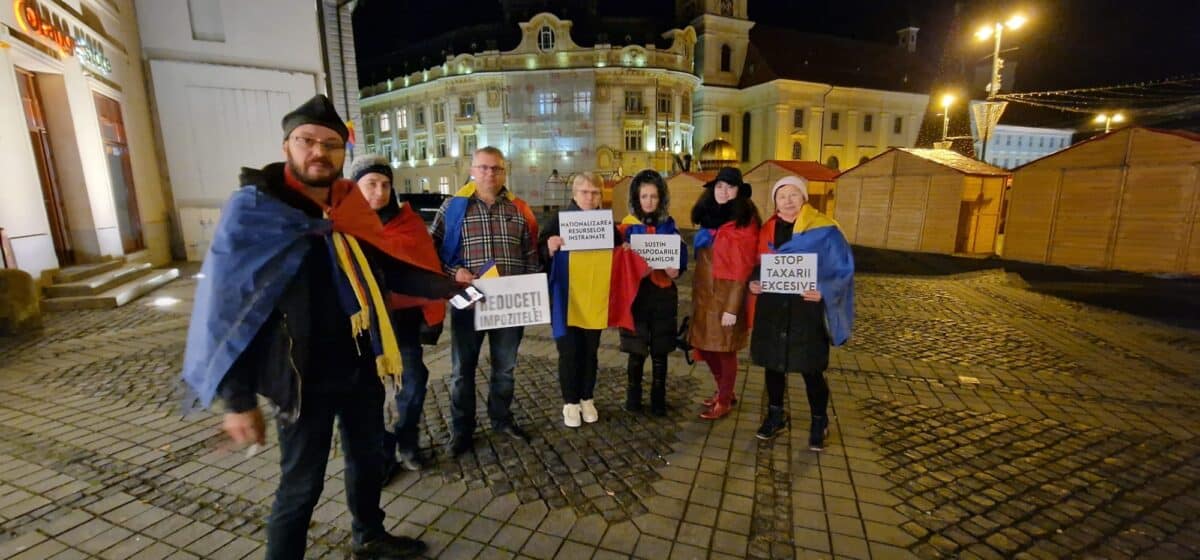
[678,0,754,87]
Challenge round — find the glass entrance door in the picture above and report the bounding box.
[93,92,144,253]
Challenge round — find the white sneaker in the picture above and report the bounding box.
[580,399,599,424]
[563,403,582,428]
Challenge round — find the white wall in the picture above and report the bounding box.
[135,0,323,75]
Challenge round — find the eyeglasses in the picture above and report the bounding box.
[472,164,506,174]
[291,136,345,153]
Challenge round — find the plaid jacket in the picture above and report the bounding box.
[430,188,540,276]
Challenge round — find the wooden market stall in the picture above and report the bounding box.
[742,160,840,215]
[833,148,1009,254]
[1003,127,1200,274]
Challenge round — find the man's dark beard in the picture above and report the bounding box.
[287,158,338,188]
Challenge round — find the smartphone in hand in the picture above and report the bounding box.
[449,285,485,309]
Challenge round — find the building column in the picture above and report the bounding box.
[845,110,860,166]
[878,111,891,152]
[772,103,790,160]
[806,106,824,161]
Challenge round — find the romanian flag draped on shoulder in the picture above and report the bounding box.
[548,211,649,339]
[182,172,440,409]
[759,205,855,346]
[382,203,447,326]
[693,219,758,281]
[437,182,538,270]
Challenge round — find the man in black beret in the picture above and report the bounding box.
[189,94,455,559]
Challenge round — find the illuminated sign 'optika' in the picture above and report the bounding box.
[13,0,76,55]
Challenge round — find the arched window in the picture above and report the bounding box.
[538,26,555,51]
[720,44,732,72]
[826,155,840,170]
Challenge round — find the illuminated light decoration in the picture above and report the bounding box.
[73,35,112,76]
[149,296,181,308]
[408,158,417,167]
[14,0,76,55]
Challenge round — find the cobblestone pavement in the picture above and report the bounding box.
[0,267,1199,559]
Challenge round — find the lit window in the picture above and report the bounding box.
[438,176,450,194]
[461,134,477,154]
[537,92,559,115]
[573,91,592,114]
[657,94,672,115]
[436,136,447,158]
[658,128,670,151]
[624,128,643,151]
[379,112,391,132]
[624,91,643,114]
[397,108,408,129]
[538,25,555,51]
[459,97,475,119]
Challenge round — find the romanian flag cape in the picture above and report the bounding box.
[750,205,856,346]
[382,203,447,326]
[182,175,440,409]
[693,220,759,281]
[438,182,538,271]
[548,215,649,338]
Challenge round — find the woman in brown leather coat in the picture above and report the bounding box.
[688,167,761,420]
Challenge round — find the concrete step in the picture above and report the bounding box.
[44,262,153,298]
[42,268,181,311]
[52,259,124,284]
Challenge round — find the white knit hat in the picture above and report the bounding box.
[771,175,809,205]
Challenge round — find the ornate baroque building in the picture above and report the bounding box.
[358,0,937,205]
[358,12,698,207]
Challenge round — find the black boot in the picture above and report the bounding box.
[756,405,790,440]
[649,355,668,416]
[809,415,829,451]
[625,355,644,412]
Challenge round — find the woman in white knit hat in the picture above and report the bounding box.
[747,175,855,450]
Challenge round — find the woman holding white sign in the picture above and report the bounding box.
[617,170,687,416]
[688,167,761,420]
[747,176,855,450]
[540,172,623,428]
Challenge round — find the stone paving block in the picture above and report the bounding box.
[79,526,135,555]
[633,534,672,560]
[598,520,639,554]
[97,534,154,560]
[674,521,711,548]
[441,537,486,559]
[432,508,474,535]
[491,525,533,552]
[58,517,117,547]
[715,510,750,535]
[481,493,522,521]
[213,536,261,560]
[520,532,563,560]
[47,548,92,560]
[405,502,446,526]
[0,531,48,558]
[9,539,68,560]
[510,500,549,530]
[536,507,577,538]
[632,512,678,540]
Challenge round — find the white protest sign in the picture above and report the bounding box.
[559,209,614,251]
[473,273,551,330]
[629,234,681,269]
[760,253,818,294]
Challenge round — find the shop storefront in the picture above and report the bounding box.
[1,0,166,279]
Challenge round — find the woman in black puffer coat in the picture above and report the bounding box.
[618,170,687,415]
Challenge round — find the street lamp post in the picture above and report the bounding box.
[941,94,956,142]
[974,14,1026,162]
[1095,112,1125,133]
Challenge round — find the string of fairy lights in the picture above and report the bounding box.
[996,75,1200,118]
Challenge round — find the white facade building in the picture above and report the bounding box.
[2,0,169,278]
[969,101,1075,169]
[358,12,699,207]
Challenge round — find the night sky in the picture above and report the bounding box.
[353,0,1200,99]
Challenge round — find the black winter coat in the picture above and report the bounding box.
[749,217,830,374]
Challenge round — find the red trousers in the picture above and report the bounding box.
[698,350,738,404]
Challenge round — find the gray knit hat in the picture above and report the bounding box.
[348,153,393,183]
